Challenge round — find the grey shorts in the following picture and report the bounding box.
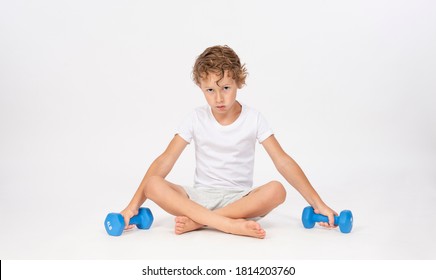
[182,185,252,210]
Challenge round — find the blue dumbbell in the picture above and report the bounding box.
[104,207,154,236]
[301,206,353,233]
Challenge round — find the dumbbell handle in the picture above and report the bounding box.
[127,211,145,225]
[311,213,339,225]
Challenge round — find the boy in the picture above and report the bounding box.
[120,45,337,239]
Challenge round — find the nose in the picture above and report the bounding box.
[216,91,223,103]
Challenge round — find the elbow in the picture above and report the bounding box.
[152,154,175,177]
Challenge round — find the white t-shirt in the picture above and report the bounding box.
[176,103,273,190]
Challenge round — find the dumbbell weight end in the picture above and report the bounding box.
[131,208,154,229]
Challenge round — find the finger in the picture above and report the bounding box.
[318,222,335,229]
[123,217,131,230]
[328,214,336,227]
[124,224,134,230]
[125,224,135,230]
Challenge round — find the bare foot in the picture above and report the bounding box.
[175,216,204,235]
[226,219,266,239]
[175,217,266,239]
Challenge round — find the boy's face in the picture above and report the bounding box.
[199,71,239,115]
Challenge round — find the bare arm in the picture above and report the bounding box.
[262,135,337,227]
[122,135,188,220]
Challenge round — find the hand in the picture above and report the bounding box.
[313,203,338,229]
[120,207,139,231]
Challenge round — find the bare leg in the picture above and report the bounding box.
[144,176,266,238]
[175,181,286,235]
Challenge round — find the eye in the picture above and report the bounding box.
[223,86,230,91]
[206,88,214,93]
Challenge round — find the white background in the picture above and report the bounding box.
[1,0,435,261]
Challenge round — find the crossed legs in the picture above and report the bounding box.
[143,176,286,239]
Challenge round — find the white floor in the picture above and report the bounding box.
[1,157,435,260]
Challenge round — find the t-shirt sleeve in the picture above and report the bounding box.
[257,112,274,143]
[176,111,195,144]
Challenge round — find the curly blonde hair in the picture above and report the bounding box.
[192,45,248,88]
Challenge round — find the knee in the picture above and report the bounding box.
[269,181,287,205]
[143,175,164,197]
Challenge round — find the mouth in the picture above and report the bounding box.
[216,105,226,110]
